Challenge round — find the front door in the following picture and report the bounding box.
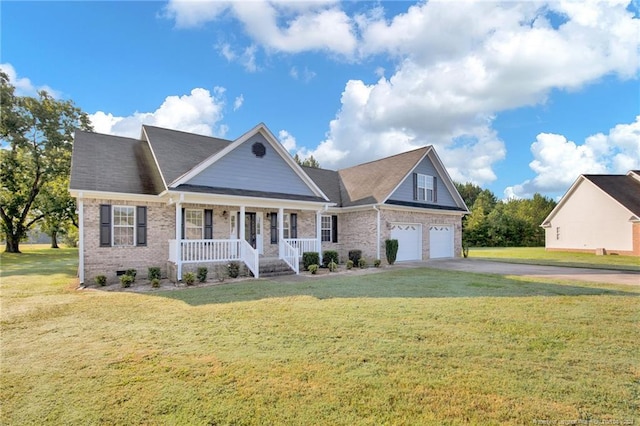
[230,211,263,255]
[244,212,257,249]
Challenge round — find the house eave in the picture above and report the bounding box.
[166,189,334,210]
[69,188,164,203]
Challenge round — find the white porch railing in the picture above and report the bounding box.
[283,238,319,256]
[168,239,258,279]
[281,239,300,274]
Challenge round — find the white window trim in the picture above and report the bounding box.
[321,215,332,242]
[417,173,434,202]
[185,209,204,240]
[112,205,135,247]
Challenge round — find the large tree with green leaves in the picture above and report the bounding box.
[0,71,92,253]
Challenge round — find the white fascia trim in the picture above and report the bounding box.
[168,123,330,202]
[141,126,169,191]
[168,189,334,211]
[69,189,164,203]
[378,203,466,216]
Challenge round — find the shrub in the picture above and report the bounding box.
[151,278,161,288]
[120,274,134,288]
[462,244,469,258]
[358,258,367,268]
[228,262,240,278]
[302,252,320,271]
[147,267,161,281]
[308,264,319,275]
[385,239,399,265]
[197,267,208,283]
[94,275,107,286]
[328,260,338,272]
[346,260,354,270]
[125,269,137,282]
[348,250,362,265]
[322,250,339,267]
[374,259,381,267]
[183,272,196,285]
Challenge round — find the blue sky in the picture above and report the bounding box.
[2,0,639,200]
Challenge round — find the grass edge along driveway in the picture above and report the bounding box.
[2,246,639,425]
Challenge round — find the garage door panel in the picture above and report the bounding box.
[430,225,453,258]
[390,223,422,261]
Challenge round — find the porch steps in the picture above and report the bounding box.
[259,257,296,277]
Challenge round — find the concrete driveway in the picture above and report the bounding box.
[417,258,640,286]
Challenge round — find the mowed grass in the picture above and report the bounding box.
[470,247,640,271]
[2,246,639,425]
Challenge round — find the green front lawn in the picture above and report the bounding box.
[2,246,639,425]
[469,247,640,271]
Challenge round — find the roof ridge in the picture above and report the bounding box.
[142,124,232,142]
[339,145,430,171]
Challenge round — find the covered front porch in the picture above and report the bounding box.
[167,195,329,280]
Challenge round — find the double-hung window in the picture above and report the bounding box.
[416,173,435,202]
[185,209,204,240]
[321,216,332,242]
[100,204,147,247]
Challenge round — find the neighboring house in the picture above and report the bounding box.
[541,170,640,256]
[69,123,468,284]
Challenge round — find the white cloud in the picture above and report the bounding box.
[290,66,316,82]
[278,129,297,151]
[0,63,60,98]
[505,116,640,198]
[89,87,227,138]
[233,94,244,111]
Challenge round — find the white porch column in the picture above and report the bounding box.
[239,205,246,241]
[316,210,323,264]
[175,202,182,280]
[78,197,84,284]
[278,207,284,258]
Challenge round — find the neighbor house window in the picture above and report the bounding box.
[321,215,338,243]
[556,227,560,240]
[185,209,204,240]
[416,173,434,202]
[100,205,147,247]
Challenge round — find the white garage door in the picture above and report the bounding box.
[429,225,453,258]
[390,223,422,261]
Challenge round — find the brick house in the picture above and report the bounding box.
[541,170,640,256]
[69,123,469,284]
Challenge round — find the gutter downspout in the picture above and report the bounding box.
[373,205,381,261]
[77,193,84,285]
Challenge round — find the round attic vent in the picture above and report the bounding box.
[252,142,266,158]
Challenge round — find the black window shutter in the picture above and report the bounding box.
[413,173,418,200]
[433,176,438,202]
[270,213,278,244]
[204,209,213,239]
[332,215,338,243]
[136,206,147,246]
[99,204,111,247]
[181,208,185,239]
[291,213,297,239]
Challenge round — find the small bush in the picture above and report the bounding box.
[308,264,319,275]
[302,252,320,271]
[358,258,367,268]
[125,269,137,282]
[385,239,398,265]
[183,272,196,285]
[346,260,354,270]
[94,275,107,286]
[328,260,338,272]
[228,262,240,278]
[348,250,362,265]
[151,278,161,288]
[322,250,339,267]
[147,267,161,281]
[374,259,381,267]
[216,265,227,282]
[197,267,208,283]
[462,244,469,258]
[120,274,134,288]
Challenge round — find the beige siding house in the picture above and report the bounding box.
[541,171,640,256]
[69,123,468,284]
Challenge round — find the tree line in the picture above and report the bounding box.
[455,182,556,247]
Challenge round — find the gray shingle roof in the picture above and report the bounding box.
[70,130,164,195]
[584,174,640,217]
[143,125,230,185]
[301,166,343,205]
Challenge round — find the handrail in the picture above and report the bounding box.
[240,240,259,278]
[281,239,300,274]
[283,238,318,256]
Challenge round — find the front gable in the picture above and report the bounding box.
[386,150,466,211]
[172,124,327,201]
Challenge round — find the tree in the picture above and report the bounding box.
[0,71,92,253]
[294,153,320,168]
